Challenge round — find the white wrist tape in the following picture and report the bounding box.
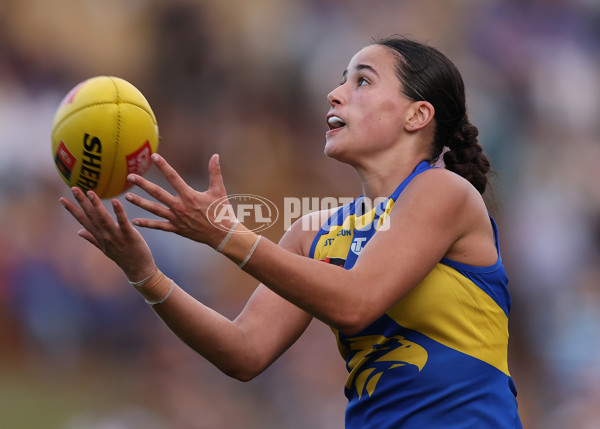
[144,279,175,306]
[216,220,240,252]
[238,235,262,269]
[127,266,158,287]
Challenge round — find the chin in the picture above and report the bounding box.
[324,141,342,159]
[324,144,355,165]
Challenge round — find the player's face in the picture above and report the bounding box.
[325,45,414,163]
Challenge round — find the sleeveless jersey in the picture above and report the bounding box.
[309,161,522,428]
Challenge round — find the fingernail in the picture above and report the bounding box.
[133,219,140,226]
[151,153,160,162]
[112,200,119,208]
[127,174,135,183]
[125,193,133,201]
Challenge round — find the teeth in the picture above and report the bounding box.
[328,116,346,127]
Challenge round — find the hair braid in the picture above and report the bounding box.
[443,118,490,194]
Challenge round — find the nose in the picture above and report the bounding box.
[327,85,343,106]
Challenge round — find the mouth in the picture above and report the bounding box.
[327,115,346,131]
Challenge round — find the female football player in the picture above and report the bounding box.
[62,36,522,428]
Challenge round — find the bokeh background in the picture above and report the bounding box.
[1,0,599,427]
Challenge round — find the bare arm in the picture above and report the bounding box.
[60,188,324,381]
[149,218,317,381]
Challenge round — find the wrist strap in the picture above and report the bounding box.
[238,235,262,269]
[216,220,240,252]
[127,266,158,287]
[131,268,175,306]
[144,280,175,306]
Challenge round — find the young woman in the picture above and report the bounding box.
[61,36,522,428]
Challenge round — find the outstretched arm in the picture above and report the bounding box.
[147,220,315,381]
[60,187,314,381]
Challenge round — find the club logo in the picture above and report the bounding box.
[346,335,428,399]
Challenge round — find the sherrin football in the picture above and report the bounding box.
[51,76,159,199]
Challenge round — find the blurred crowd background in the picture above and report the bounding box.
[1,0,599,427]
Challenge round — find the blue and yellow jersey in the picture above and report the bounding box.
[309,161,522,428]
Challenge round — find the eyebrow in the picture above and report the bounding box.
[342,64,380,79]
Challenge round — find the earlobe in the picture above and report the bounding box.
[405,102,435,132]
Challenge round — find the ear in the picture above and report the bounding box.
[404,101,435,132]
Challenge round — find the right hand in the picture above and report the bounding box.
[123,153,235,249]
[60,187,156,283]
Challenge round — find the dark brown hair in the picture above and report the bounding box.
[374,36,491,194]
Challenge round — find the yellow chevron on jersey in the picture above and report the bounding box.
[312,223,353,263]
[312,197,395,265]
[385,263,510,375]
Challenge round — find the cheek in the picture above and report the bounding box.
[364,95,404,120]
[361,107,404,139]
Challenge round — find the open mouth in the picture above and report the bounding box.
[327,115,346,130]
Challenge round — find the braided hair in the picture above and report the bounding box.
[375,36,490,194]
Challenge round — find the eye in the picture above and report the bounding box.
[358,77,369,86]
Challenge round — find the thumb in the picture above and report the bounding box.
[208,154,227,196]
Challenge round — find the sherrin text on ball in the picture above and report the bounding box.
[51,76,159,198]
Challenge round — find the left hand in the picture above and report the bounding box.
[60,188,156,283]
[124,153,235,248]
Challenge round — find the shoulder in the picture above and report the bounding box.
[400,167,483,211]
[393,167,496,265]
[278,207,341,257]
[389,167,488,236]
[410,167,476,194]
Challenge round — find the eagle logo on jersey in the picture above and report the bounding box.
[345,335,428,399]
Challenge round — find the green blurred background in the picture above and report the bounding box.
[1,0,600,427]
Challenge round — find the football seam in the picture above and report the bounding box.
[52,100,156,135]
[102,77,121,197]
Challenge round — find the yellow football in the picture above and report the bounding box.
[51,76,159,198]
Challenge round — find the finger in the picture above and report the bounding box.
[77,228,102,249]
[111,199,136,234]
[207,154,227,196]
[149,153,190,196]
[86,190,120,234]
[60,193,95,231]
[124,192,173,220]
[71,187,93,213]
[132,217,177,233]
[61,196,102,249]
[60,196,83,220]
[127,172,177,208]
[71,187,105,232]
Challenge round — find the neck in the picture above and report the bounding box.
[355,154,428,202]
